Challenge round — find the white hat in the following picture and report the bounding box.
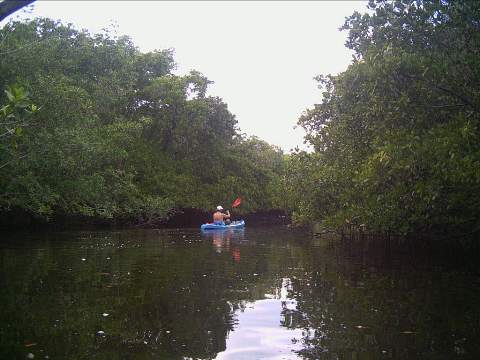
[216,205,223,210]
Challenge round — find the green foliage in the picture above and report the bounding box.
[224,136,285,212]
[0,18,284,224]
[0,85,39,146]
[289,0,480,235]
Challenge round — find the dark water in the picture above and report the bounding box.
[0,227,479,359]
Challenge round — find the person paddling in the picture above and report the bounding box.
[213,205,230,225]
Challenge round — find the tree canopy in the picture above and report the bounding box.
[0,18,284,226]
[2,1,478,237]
[288,0,480,236]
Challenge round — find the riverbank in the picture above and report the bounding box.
[0,208,290,231]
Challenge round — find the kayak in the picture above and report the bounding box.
[201,220,245,231]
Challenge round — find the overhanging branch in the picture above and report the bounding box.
[0,0,35,22]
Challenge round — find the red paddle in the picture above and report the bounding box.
[232,197,241,208]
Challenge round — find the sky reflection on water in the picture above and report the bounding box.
[216,278,303,360]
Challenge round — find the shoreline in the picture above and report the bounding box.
[0,208,290,232]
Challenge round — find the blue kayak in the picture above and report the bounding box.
[201,220,245,231]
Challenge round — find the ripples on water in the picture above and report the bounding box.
[0,227,479,359]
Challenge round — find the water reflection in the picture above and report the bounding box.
[215,278,302,359]
[201,228,245,253]
[202,229,246,266]
[283,234,480,359]
[0,229,479,359]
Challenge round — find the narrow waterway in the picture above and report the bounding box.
[1,227,479,359]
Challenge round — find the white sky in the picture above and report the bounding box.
[2,1,368,152]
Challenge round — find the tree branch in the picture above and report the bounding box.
[0,0,35,22]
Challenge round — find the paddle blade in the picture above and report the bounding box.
[232,198,242,208]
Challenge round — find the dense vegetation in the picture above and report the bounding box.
[287,0,480,236]
[2,0,479,237]
[0,18,284,226]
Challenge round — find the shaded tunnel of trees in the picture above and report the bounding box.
[1,0,479,240]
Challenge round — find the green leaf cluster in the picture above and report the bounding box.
[289,0,480,235]
[0,18,284,223]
